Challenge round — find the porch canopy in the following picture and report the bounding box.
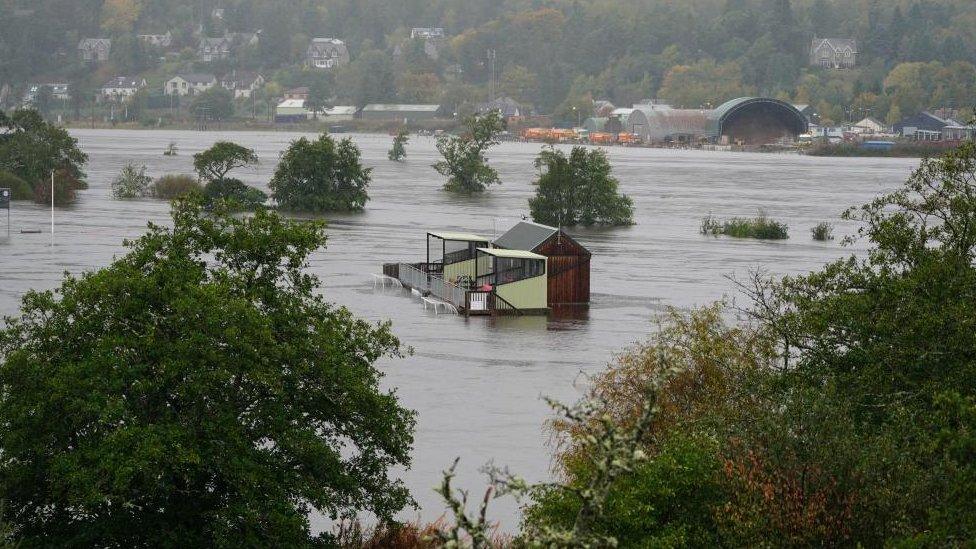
[475,247,546,287]
[427,231,490,267]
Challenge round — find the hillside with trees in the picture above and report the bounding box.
[1,0,974,125]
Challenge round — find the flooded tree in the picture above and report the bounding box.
[270,133,372,212]
[0,109,88,204]
[433,111,503,193]
[193,141,265,209]
[388,129,409,162]
[0,199,416,546]
[529,146,634,226]
[111,162,152,199]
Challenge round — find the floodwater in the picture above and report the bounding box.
[0,129,919,531]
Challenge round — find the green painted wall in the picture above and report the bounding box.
[496,275,547,310]
[444,258,476,282]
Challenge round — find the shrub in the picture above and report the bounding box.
[203,178,267,210]
[111,163,153,199]
[811,222,834,241]
[153,174,202,199]
[0,171,33,200]
[701,210,788,240]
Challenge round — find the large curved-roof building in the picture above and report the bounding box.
[624,97,808,145]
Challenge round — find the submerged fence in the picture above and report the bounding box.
[398,263,466,308]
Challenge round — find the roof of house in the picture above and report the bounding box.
[221,71,263,86]
[493,221,560,251]
[478,96,524,117]
[174,73,217,84]
[286,86,310,94]
[362,104,440,112]
[429,231,490,242]
[477,247,547,260]
[811,38,858,52]
[277,99,307,109]
[79,38,111,48]
[855,116,884,127]
[324,106,358,116]
[102,76,145,88]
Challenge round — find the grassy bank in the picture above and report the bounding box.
[806,141,959,158]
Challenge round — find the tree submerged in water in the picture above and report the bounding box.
[270,133,372,212]
[529,146,634,227]
[0,198,416,546]
[388,129,409,162]
[433,111,504,193]
[192,141,266,209]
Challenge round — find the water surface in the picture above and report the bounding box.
[0,129,919,530]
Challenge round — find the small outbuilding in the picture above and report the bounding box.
[493,221,591,306]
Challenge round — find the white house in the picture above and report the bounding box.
[275,99,312,122]
[306,38,350,70]
[100,77,147,101]
[138,32,173,49]
[78,38,111,63]
[220,71,264,99]
[165,73,217,96]
[853,116,886,134]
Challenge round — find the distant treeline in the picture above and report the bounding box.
[1,0,975,124]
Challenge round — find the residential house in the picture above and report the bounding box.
[220,71,264,99]
[78,38,112,63]
[477,96,528,122]
[23,83,71,104]
[100,77,147,101]
[361,104,441,121]
[853,116,886,134]
[165,73,217,96]
[404,27,447,59]
[809,38,858,69]
[893,111,956,140]
[306,38,350,70]
[138,32,173,49]
[198,37,232,62]
[284,87,310,101]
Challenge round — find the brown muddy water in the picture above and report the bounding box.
[0,129,919,531]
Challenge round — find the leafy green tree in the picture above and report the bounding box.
[0,109,88,190]
[388,129,409,161]
[190,87,234,121]
[202,177,268,210]
[192,141,258,183]
[432,111,503,193]
[111,162,153,199]
[529,146,634,226]
[305,79,332,119]
[270,133,372,212]
[0,199,416,546]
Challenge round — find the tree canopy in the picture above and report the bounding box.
[192,141,258,182]
[433,111,503,193]
[512,142,976,545]
[270,133,372,212]
[0,199,416,546]
[529,146,634,227]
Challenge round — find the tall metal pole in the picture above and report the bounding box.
[50,170,54,243]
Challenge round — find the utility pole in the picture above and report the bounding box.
[486,49,496,100]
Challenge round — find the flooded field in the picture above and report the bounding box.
[0,129,920,530]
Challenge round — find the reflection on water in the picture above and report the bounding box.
[0,129,920,531]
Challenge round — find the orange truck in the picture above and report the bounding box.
[521,128,549,141]
[617,132,641,145]
[589,132,616,145]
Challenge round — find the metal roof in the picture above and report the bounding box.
[493,221,557,251]
[476,247,547,260]
[362,104,440,112]
[428,231,490,242]
[708,97,808,136]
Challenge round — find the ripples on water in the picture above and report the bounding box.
[0,129,919,531]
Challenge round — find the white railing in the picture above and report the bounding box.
[398,263,466,308]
